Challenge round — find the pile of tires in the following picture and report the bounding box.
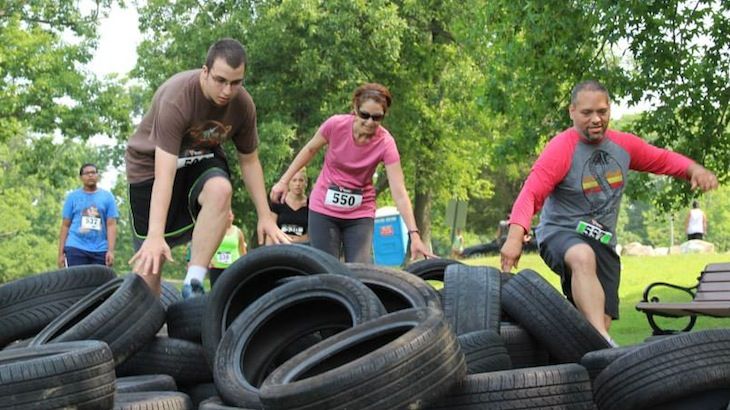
[2,247,727,409]
[0,246,463,409]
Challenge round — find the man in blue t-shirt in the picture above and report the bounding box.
[58,163,119,267]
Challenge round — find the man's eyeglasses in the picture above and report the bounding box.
[356,109,385,122]
[81,171,98,176]
[210,72,243,88]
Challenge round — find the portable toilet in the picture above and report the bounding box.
[372,206,408,266]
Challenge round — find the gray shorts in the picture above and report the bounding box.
[539,231,621,319]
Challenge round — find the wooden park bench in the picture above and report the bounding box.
[635,262,730,335]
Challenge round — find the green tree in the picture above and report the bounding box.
[598,0,730,210]
[0,1,134,146]
[134,0,492,250]
[702,187,730,252]
[451,1,728,241]
[0,1,134,281]
[447,1,625,240]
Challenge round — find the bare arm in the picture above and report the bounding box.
[270,131,327,203]
[58,219,71,268]
[128,147,177,275]
[265,212,278,246]
[238,227,247,255]
[385,161,435,260]
[500,224,527,272]
[238,149,290,245]
[106,218,117,267]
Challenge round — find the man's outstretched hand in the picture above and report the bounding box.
[688,163,719,192]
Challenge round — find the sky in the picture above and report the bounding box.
[84,5,141,189]
[89,5,141,77]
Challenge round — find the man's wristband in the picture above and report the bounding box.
[407,229,420,236]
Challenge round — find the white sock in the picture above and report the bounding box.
[184,265,207,285]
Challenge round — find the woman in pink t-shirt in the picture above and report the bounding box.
[270,83,433,263]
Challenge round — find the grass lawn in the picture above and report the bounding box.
[463,252,730,346]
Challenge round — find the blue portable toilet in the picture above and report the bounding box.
[372,206,408,266]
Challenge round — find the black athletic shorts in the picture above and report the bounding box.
[538,230,621,319]
[128,155,230,250]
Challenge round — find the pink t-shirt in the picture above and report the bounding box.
[310,114,401,219]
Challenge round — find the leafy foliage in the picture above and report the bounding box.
[4,1,730,283]
[0,1,134,145]
[134,0,493,245]
[0,0,134,282]
[597,0,730,210]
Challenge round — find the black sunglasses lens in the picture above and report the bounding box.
[357,110,383,121]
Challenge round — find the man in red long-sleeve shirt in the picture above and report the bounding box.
[501,80,718,345]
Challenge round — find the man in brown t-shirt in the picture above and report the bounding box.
[125,38,289,296]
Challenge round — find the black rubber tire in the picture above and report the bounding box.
[202,244,352,367]
[1,338,32,350]
[113,391,193,409]
[214,274,386,409]
[499,322,550,368]
[643,333,684,343]
[200,396,253,409]
[167,295,208,343]
[0,265,116,347]
[160,280,183,309]
[500,270,515,285]
[428,363,594,409]
[502,269,609,363]
[30,273,166,365]
[404,258,463,281]
[443,264,501,334]
[457,329,512,374]
[645,388,730,410]
[116,336,212,385]
[179,383,219,409]
[594,329,730,410]
[116,375,178,393]
[579,344,645,382]
[499,271,516,322]
[259,307,466,410]
[0,340,115,409]
[346,262,442,312]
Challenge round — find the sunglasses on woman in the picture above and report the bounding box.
[356,109,385,122]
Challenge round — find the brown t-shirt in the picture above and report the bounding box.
[125,69,258,183]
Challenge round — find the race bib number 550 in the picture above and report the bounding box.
[324,185,363,209]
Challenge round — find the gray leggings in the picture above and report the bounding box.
[308,210,374,263]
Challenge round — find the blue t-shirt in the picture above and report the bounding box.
[62,189,119,252]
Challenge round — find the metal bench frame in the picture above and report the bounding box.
[637,280,699,335]
[635,262,730,335]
